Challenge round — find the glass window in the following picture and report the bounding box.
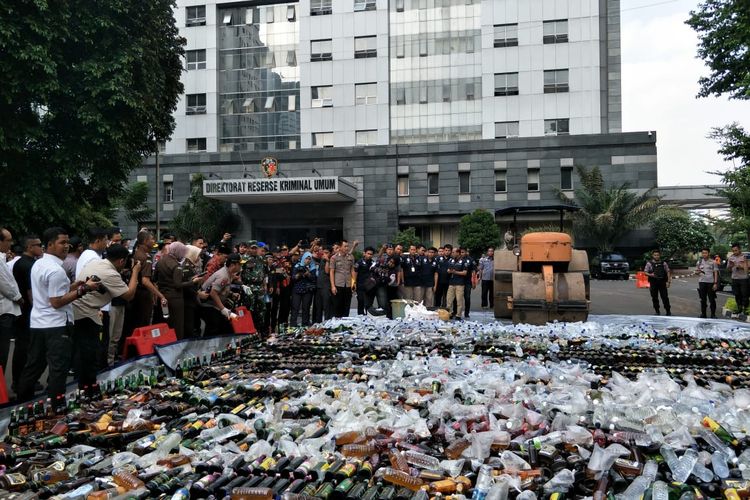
[355,83,377,105]
[311,39,333,61]
[266,6,274,23]
[311,86,333,107]
[561,167,573,190]
[264,96,275,110]
[459,172,471,194]
[245,7,255,24]
[428,173,439,195]
[493,24,518,47]
[313,132,334,148]
[311,0,333,15]
[398,175,409,196]
[465,82,475,100]
[494,73,519,96]
[354,0,377,11]
[396,87,406,105]
[287,5,296,21]
[187,138,207,152]
[543,20,568,44]
[466,35,475,53]
[527,168,540,191]
[186,93,207,115]
[288,95,297,111]
[223,12,232,24]
[544,118,570,136]
[354,36,377,58]
[242,98,253,113]
[287,50,297,66]
[164,182,174,203]
[396,40,405,58]
[186,5,206,26]
[495,170,507,192]
[544,69,569,93]
[396,0,404,11]
[355,130,377,145]
[419,37,428,56]
[419,82,428,104]
[186,49,206,70]
[494,121,519,138]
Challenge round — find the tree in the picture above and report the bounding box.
[392,227,422,248]
[120,182,154,228]
[650,208,714,260]
[170,175,240,243]
[559,166,661,252]
[0,0,184,235]
[710,161,750,243]
[458,209,501,257]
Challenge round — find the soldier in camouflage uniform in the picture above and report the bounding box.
[240,241,268,335]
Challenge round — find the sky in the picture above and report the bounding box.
[621,0,750,186]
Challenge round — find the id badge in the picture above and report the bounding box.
[411,266,415,273]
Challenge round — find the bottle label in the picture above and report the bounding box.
[5,473,27,486]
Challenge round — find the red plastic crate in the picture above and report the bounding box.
[122,323,178,359]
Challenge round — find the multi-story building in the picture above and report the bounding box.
[124,0,656,248]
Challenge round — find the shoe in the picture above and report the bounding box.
[654,311,660,316]
[666,311,672,316]
[700,314,707,319]
[711,315,717,319]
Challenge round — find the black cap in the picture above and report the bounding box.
[226,253,241,265]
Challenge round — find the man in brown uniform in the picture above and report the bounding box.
[132,230,165,327]
[330,240,355,317]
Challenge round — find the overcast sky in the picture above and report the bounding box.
[621,0,750,186]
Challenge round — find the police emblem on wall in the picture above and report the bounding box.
[261,157,278,178]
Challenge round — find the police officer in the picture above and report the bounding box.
[401,245,422,302]
[446,247,468,319]
[695,247,718,319]
[644,249,671,316]
[460,248,476,319]
[240,241,268,335]
[420,247,438,308]
[436,245,452,308]
[353,247,376,315]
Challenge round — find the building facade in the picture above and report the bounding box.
[122,0,654,248]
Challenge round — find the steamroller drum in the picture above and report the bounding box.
[494,249,518,319]
[511,272,589,325]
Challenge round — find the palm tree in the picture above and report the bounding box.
[559,166,661,252]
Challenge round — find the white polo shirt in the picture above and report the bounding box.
[75,249,101,280]
[30,253,73,329]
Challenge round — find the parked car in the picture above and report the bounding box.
[590,252,630,280]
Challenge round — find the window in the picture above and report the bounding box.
[223,12,232,25]
[355,36,377,58]
[355,130,377,145]
[465,82,475,101]
[495,171,507,192]
[544,118,570,136]
[527,168,540,191]
[288,95,297,111]
[428,173,439,195]
[459,172,471,194]
[313,132,334,148]
[264,96,275,110]
[494,24,518,47]
[311,0,332,15]
[354,0,376,11]
[396,41,405,58]
[242,98,253,113]
[561,167,573,190]
[157,141,166,154]
[355,83,377,105]
[494,73,519,96]
[396,87,406,105]
[419,37,428,56]
[396,0,404,11]
[287,50,297,66]
[442,84,451,102]
[419,83,428,104]
[494,121,519,138]
[543,20,568,44]
[186,49,206,70]
[186,93,206,115]
[311,39,333,61]
[544,69,569,93]
[266,6,275,22]
[246,8,255,24]
[311,86,333,107]
[287,5,296,21]
[186,138,207,152]
[398,175,409,196]
[186,5,206,26]
[164,182,174,203]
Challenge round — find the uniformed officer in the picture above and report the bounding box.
[460,248,477,318]
[240,241,268,334]
[644,249,671,316]
[420,247,438,308]
[446,247,467,319]
[695,247,718,319]
[435,245,452,308]
[401,245,423,302]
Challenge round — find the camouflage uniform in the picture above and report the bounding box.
[241,252,268,334]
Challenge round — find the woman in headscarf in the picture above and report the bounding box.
[182,245,205,338]
[156,241,204,339]
[289,252,317,327]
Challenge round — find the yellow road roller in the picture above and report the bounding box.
[494,205,590,325]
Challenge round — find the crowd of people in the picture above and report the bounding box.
[0,225,496,405]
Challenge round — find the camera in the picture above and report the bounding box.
[89,275,108,294]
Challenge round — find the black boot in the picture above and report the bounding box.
[666,309,672,316]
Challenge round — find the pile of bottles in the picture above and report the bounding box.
[4,317,750,498]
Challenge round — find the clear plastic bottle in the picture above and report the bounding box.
[651,481,669,500]
[712,451,730,479]
[341,443,377,457]
[388,448,409,473]
[445,439,471,460]
[380,467,425,491]
[661,446,697,484]
[403,450,440,470]
[471,465,493,500]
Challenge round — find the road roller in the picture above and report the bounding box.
[494,205,590,325]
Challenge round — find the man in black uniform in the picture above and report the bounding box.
[435,245,452,308]
[420,247,438,308]
[460,247,476,318]
[401,245,422,302]
[644,249,671,316]
[353,247,376,315]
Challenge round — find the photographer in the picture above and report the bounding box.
[73,244,141,390]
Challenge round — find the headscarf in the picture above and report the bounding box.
[184,245,202,266]
[302,251,317,273]
[167,241,187,261]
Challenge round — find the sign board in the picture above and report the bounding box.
[202,177,357,204]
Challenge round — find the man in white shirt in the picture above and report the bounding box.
[75,228,109,279]
[0,228,23,376]
[16,227,98,405]
[74,244,141,389]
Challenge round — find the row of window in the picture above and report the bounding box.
[396,166,573,196]
[187,5,297,26]
[310,37,377,61]
[494,119,569,137]
[493,20,568,47]
[494,70,569,96]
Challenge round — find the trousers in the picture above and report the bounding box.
[356,287,375,315]
[447,285,465,318]
[481,280,494,308]
[333,286,352,317]
[12,313,30,390]
[73,317,103,389]
[422,287,434,308]
[435,283,449,308]
[697,282,717,317]
[732,278,749,313]
[0,314,15,377]
[463,282,472,317]
[313,287,332,323]
[107,305,125,367]
[17,326,72,403]
[291,291,314,326]
[649,280,671,314]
